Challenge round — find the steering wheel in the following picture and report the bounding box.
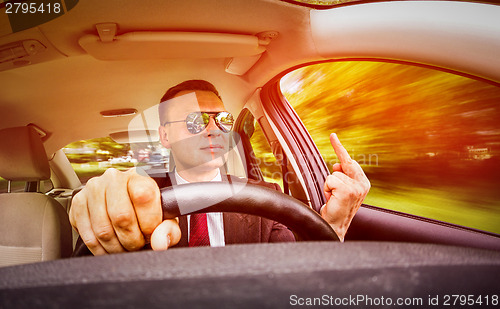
[161,182,339,241]
[73,181,338,256]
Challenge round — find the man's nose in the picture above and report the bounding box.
[204,117,220,135]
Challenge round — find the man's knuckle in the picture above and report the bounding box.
[325,175,336,188]
[113,212,135,229]
[130,184,155,205]
[94,226,116,242]
[347,189,357,199]
[103,167,119,177]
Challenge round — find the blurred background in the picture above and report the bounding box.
[280,61,500,234]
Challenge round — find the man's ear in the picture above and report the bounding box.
[159,125,171,149]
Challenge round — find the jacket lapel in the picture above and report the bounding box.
[176,216,189,247]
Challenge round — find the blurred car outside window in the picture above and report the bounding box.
[62,137,169,184]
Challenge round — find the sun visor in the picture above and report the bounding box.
[79,30,267,60]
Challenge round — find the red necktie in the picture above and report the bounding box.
[189,213,210,247]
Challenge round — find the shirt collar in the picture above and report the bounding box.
[174,168,221,184]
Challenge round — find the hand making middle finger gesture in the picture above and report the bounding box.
[320,133,371,241]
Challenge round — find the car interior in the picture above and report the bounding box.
[0,0,499,307]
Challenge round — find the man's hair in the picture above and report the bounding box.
[159,80,222,124]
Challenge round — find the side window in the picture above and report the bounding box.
[281,61,500,234]
[239,113,284,190]
[250,121,285,190]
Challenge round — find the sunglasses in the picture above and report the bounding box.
[163,111,234,134]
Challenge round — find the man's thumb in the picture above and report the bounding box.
[151,219,181,250]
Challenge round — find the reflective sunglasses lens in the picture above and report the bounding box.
[216,112,234,133]
[186,112,207,134]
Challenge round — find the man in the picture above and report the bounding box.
[69,80,370,255]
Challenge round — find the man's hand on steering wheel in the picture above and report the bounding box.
[320,133,371,242]
[69,168,181,255]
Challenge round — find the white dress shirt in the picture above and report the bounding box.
[174,169,225,247]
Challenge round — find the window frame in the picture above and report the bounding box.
[233,109,266,182]
[258,81,329,213]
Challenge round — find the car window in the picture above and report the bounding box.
[280,61,500,234]
[248,120,284,190]
[63,137,169,184]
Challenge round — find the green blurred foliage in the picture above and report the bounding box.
[280,61,500,233]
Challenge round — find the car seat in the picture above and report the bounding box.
[0,126,72,267]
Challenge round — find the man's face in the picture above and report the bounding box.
[159,90,230,175]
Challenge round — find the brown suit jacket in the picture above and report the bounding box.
[153,172,296,247]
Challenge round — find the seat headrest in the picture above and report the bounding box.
[0,126,50,181]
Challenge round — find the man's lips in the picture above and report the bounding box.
[200,144,224,150]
